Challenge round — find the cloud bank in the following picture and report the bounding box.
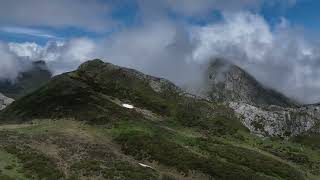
[192,12,320,103]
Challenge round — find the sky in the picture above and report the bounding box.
[0,0,320,103]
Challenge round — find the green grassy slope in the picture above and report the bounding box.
[0,119,318,180]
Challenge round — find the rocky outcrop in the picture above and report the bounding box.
[204,59,320,137]
[205,59,295,107]
[0,93,14,110]
[229,102,320,137]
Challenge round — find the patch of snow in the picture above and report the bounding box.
[138,163,153,169]
[122,103,134,109]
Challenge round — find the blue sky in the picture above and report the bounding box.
[261,0,320,30]
[285,0,320,30]
[0,0,319,44]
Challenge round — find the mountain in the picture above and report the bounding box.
[0,59,319,179]
[0,60,52,99]
[1,59,188,122]
[205,59,296,107]
[201,59,320,138]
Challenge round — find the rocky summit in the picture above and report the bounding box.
[0,59,319,180]
[204,59,295,107]
[200,59,320,139]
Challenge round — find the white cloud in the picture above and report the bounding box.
[50,38,97,74]
[8,38,97,75]
[0,42,26,81]
[99,21,200,89]
[191,11,320,103]
[9,42,44,58]
[1,26,57,38]
[192,12,273,63]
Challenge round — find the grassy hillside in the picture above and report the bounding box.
[0,59,319,179]
[0,119,318,180]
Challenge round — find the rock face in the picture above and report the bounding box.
[205,59,320,137]
[205,59,295,107]
[0,93,14,110]
[229,102,320,137]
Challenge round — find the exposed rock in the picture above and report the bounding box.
[204,59,320,137]
[205,59,295,107]
[228,102,320,137]
[0,93,14,110]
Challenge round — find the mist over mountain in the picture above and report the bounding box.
[0,60,52,98]
[0,10,319,103]
[204,59,296,106]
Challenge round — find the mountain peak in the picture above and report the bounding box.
[79,59,104,67]
[1,59,185,122]
[205,58,295,107]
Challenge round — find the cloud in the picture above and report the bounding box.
[1,1,320,104]
[192,12,273,63]
[9,38,97,75]
[6,22,200,88]
[192,11,320,103]
[0,42,30,81]
[1,26,57,39]
[5,11,320,103]
[0,0,113,31]
[99,21,200,88]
